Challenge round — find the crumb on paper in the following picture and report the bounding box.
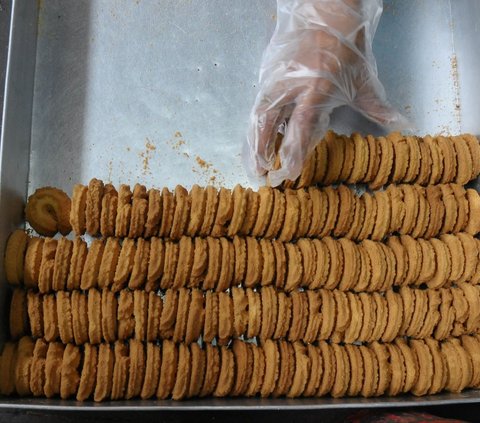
[126,147,131,152]
[139,137,156,176]
[450,54,461,127]
[195,155,211,169]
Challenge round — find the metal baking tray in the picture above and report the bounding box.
[1,0,480,410]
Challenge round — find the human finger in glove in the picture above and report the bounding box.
[245,0,408,187]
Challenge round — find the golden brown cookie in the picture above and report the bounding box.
[395,338,418,394]
[426,238,452,289]
[323,131,344,185]
[144,188,162,238]
[318,289,336,340]
[4,230,29,286]
[100,184,118,237]
[71,290,89,345]
[338,238,360,291]
[146,237,164,292]
[146,291,162,342]
[410,185,429,239]
[461,335,480,388]
[159,289,179,340]
[357,292,375,343]
[294,148,316,188]
[227,185,247,237]
[60,343,81,400]
[38,238,57,294]
[158,187,175,238]
[313,137,329,184]
[409,339,433,396]
[260,239,276,287]
[133,290,148,341]
[385,342,405,396]
[344,292,363,344]
[287,342,310,398]
[297,239,316,289]
[203,237,221,290]
[13,337,34,397]
[70,184,88,235]
[44,342,64,398]
[259,339,279,398]
[406,289,428,338]
[212,188,234,236]
[271,340,294,397]
[156,340,178,399]
[370,135,394,189]
[43,293,59,342]
[26,187,72,236]
[27,290,43,338]
[462,134,480,179]
[453,135,473,184]
[333,185,355,238]
[232,235,246,286]
[29,338,48,397]
[457,232,478,283]
[24,237,44,289]
[457,282,480,333]
[284,243,303,291]
[307,187,328,238]
[185,289,204,344]
[251,186,274,237]
[370,342,391,397]
[97,237,121,289]
[382,290,403,343]
[278,190,300,242]
[112,238,136,292]
[66,237,87,291]
[199,343,220,398]
[188,343,206,398]
[354,243,372,292]
[213,346,234,398]
[323,237,343,290]
[357,192,378,241]
[56,290,73,344]
[115,185,132,238]
[436,135,457,183]
[231,287,248,337]
[405,135,421,182]
[362,240,385,291]
[346,195,366,241]
[240,189,260,236]
[331,290,351,343]
[172,288,190,343]
[441,338,466,393]
[129,238,150,290]
[424,135,444,184]
[424,185,444,239]
[304,290,322,344]
[359,345,378,397]
[264,189,286,240]
[172,343,192,400]
[260,286,278,341]
[415,137,432,185]
[288,291,308,342]
[245,343,266,397]
[203,291,219,343]
[417,238,436,285]
[386,237,407,287]
[245,237,263,288]
[52,237,73,291]
[349,133,369,183]
[246,288,261,339]
[101,289,117,344]
[425,337,447,394]
[1,342,18,395]
[94,343,115,402]
[370,292,388,342]
[231,340,254,397]
[345,344,364,397]
[434,288,455,340]
[126,339,146,399]
[399,235,422,287]
[341,135,356,182]
[451,184,469,233]
[330,343,350,398]
[316,341,335,397]
[273,291,292,340]
[111,341,129,400]
[294,189,312,239]
[117,290,135,341]
[80,239,105,290]
[170,185,190,240]
[85,178,104,236]
[272,240,287,289]
[389,133,409,183]
[186,185,205,237]
[321,186,339,238]
[87,288,102,344]
[217,238,235,291]
[417,289,441,339]
[465,188,480,235]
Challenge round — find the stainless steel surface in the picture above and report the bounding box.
[1,0,480,410]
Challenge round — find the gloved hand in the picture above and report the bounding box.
[245,0,409,187]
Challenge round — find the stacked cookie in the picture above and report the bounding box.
[282,131,480,188]
[7,232,480,294]
[2,130,480,402]
[3,336,480,401]
[10,284,480,346]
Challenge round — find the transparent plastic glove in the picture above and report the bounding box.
[245,0,409,186]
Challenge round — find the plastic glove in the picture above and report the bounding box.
[245,0,409,187]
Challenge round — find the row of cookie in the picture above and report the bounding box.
[2,335,480,401]
[7,229,480,293]
[25,179,480,242]
[11,283,480,346]
[283,131,480,189]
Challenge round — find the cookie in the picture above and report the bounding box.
[113,239,137,292]
[453,135,473,184]
[409,339,433,396]
[186,185,205,237]
[310,239,330,289]
[133,290,148,341]
[295,189,312,239]
[125,339,146,399]
[264,188,286,239]
[115,184,132,238]
[436,135,457,183]
[211,188,233,237]
[29,339,48,397]
[386,237,407,287]
[417,289,441,339]
[145,237,164,292]
[157,340,178,399]
[410,185,429,239]
[188,343,206,398]
[405,136,421,182]
[395,338,418,393]
[331,290,350,342]
[461,335,480,388]
[272,340,295,397]
[85,178,104,235]
[52,238,73,291]
[297,239,316,289]
[370,135,394,189]
[159,289,179,340]
[457,232,478,283]
[441,234,464,282]
[314,137,329,184]
[203,237,221,290]
[359,345,378,397]
[170,185,190,240]
[425,338,447,394]
[240,189,260,236]
[345,194,365,241]
[357,192,377,241]
[321,187,339,238]
[416,137,433,185]
[43,293,59,342]
[284,243,303,291]
[354,243,372,292]
[307,187,328,237]
[94,343,115,402]
[343,292,363,344]
[38,238,57,294]
[203,291,219,342]
[60,344,81,399]
[323,131,344,185]
[400,235,422,287]
[245,343,265,397]
[389,133,409,183]
[334,184,355,238]
[424,135,444,184]
[407,289,428,338]
[424,185,444,239]
[304,290,322,344]
[382,290,403,343]
[27,290,43,338]
[117,290,135,340]
[44,342,64,398]
[252,186,274,237]
[4,230,29,286]
[13,337,34,397]
[323,237,343,290]
[465,188,480,235]
[66,238,87,291]
[385,342,404,396]
[330,343,350,398]
[71,290,89,345]
[245,237,263,288]
[199,343,220,397]
[70,184,88,235]
[338,238,360,291]
[417,238,436,284]
[97,237,121,289]
[370,342,391,397]
[87,288,102,344]
[24,237,44,289]
[357,292,375,343]
[173,343,192,400]
[246,288,261,339]
[185,289,204,344]
[101,288,117,343]
[260,286,278,340]
[158,187,175,238]
[144,188,162,238]
[349,133,369,183]
[278,190,300,242]
[288,291,308,342]
[273,291,292,340]
[56,291,74,344]
[129,238,150,290]
[217,291,233,345]
[100,185,118,237]
[287,342,310,398]
[259,239,276,287]
[362,240,385,291]
[213,346,234,398]
[199,186,219,237]
[462,134,480,179]
[433,288,455,340]
[451,184,469,233]
[318,290,336,340]
[227,185,248,237]
[111,341,129,400]
[259,339,279,398]
[80,239,105,290]
[426,238,451,289]
[370,292,388,342]
[316,341,335,397]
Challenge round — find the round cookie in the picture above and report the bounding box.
[457,232,478,283]
[395,338,418,393]
[357,292,375,343]
[294,189,312,239]
[410,185,430,239]
[310,239,330,289]
[60,343,81,400]
[439,184,458,234]
[27,290,43,339]
[417,289,441,339]
[246,288,261,338]
[404,135,421,182]
[227,185,248,237]
[232,286,248,338]
[80,239,105,290]
[272,340,295,397]
[353,243,372,292]
[389,133,409,183]
[44,342,65,398]
[370,292,388,342]
[406,289,428,338]
[158,187,175,238]
[434,288,455,340]
[382,290,403,343]
[304,344,323,397]
[66,238,87,291]
[111,341,129,400]
[386,237,407,287]
[314,136,329,185]
[56,290,74,344]
[398,185,419,235]
[199,185,219,236]
[426,238,452,289]
[203,237,222,290]
[217,291,234,346]
[112,238,136,292]
[385,342,405,396]
[359,345,378,397]
[85,178,104,236]
[172,343,192,400]
[245,343,265,397]
[316,341,336,397]
[345,195,366,242]
[343,292,363,344]
[29,339,48,397]
[345,344,364,397]
[370,341,391,397]
[129,238,151,290]
[260,286,278,341]
[9,288,28,340]
[317,290,336,340]
[385,185,405,234]
[251,186,274,237]
[415,137,433,185]
[52,237,73,291]
[157,340,179,399]
[43,293,59,342]
[465,188,480,235]
[188,343,206,398]
[304,290,322,344]
[338,238,360,291]
[278,190,300,242]
[417,238,436,284]
[288,291,308,342]
[264,188,286,239]
[273,291,292,340]
[323,237,343,290]
[70,184,88,235]
[71,290,89,345]
[94,343,115,401]
[233,340,255,397]
[160,240,179,290]
[144,188,162,238]
[322,131,344,185]
[13,337,34,397]
[339,134,355,182]
[424,135,444,184]
[284,243,303,291]
[370,135,394,189]
[409,339,433,396]
[425,338,447,394]
[424,185,445,239]
[210,187,232,237]
[186,185,205,237]
[24,237,44,289]
[287,342,310,398]
[399,235,422,287]
[307,187,328,238]
[349,133,369,184]
[4,230,29,286]
[461,335,480,388]
[451,184,469,233]
[333,184,355,238]
[213,346,234,398]
[77,343,98,401]
[453,135,473,184]
[436,135,457,183]
[330,343,350,398]
[245,237,263,288]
